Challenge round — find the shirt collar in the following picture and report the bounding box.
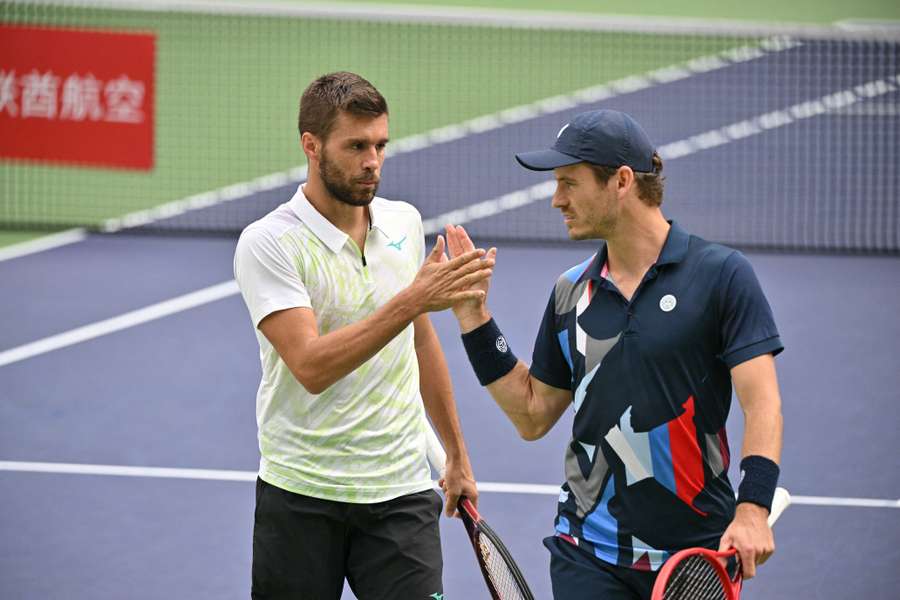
[367,199,390,238]
[289,184,387,253]
[583,220,689,281]
[584,243,609,282]
[656,221,690,266]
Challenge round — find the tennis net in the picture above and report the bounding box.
[1,1,898,253]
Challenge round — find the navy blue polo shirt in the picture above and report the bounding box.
[530,222,783,572]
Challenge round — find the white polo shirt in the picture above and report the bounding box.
[233,184,432,503]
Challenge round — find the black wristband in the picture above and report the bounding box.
[737,455,780,512]
[461,318,518,386]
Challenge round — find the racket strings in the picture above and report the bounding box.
[663,555,728,600]
[477,535,529,600]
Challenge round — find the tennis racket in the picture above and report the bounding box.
[651,486,791,600]
[424,423,536,600]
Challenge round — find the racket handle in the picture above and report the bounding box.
[768,487,791,527]
[424,418,447,477]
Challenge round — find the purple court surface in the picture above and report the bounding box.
[2,39,899,598]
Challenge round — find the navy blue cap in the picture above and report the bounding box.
[515,109,655,172]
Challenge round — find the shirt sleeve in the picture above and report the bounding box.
[529,287,573,390]
[717,251,784,368]
[233,226,311,328]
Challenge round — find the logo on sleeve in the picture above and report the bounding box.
[659,294,677,312]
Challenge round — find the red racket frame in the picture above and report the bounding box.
[651,547,742,600]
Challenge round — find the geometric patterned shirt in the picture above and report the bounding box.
[530,222,783,570]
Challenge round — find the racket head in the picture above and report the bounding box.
[651,547,741,600]
[458,497,536,600]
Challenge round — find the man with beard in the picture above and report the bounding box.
[234,72,489,599]
[444,110,784,599]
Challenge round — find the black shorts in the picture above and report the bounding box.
[252,477,443,600]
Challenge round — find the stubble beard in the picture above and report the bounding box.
[566,203,617,241]
[320,151,379,207]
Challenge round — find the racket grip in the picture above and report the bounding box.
[424,419,447,477]
[768,487,791,527]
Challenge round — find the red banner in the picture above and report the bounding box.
[0,25,155,170]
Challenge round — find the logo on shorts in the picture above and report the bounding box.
[496,335,509,353]
[659,294,677,312]
[429,594,444,600]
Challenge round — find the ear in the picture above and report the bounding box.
[616,166,635,196]
[300,132,321,163]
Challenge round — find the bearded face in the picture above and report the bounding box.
[319,146,380,207]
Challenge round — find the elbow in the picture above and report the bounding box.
[515,420,551,441]
[290,366,329,395]
[511,393,556,441]
[300,380,327,395]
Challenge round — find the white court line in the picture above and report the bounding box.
[0,460,255,482]
[0,281,239,367]
[1,461,898,510]
[423,73,900,233]
[0,228,87,263]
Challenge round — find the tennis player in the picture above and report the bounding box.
[446,109,784,599]
[234,72,487,600]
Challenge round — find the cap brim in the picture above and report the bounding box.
[515,149,582,171]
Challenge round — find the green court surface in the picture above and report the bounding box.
[0,230,60,247]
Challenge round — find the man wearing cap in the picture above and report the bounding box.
[444,109,784,598]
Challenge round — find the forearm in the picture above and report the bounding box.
[416,325,470,464]
[457,306,567,440]
[741,400,783,462]
[415,316,464,451]
[294,289,421,393]
[484,363,554,440]
[734,357,783,463]
[487,364,538,437]
[722,387,782,578]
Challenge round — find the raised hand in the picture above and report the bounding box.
[445,224,495,328]
[407,235,494,313]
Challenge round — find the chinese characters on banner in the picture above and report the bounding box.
[0,25,155,170]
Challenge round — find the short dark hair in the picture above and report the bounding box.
[297,72,388,141]
[587,153,665,207]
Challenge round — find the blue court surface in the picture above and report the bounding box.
[2,36,899,599]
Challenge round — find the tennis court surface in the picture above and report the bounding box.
[1,2,899,598]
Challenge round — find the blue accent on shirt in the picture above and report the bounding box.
[557,329,573,371]
[563,254,595,283]
[649,421,676,496]
[582,474,620,566]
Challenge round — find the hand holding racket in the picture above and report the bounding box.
[425,423,536,600]
[651,487,791,600]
